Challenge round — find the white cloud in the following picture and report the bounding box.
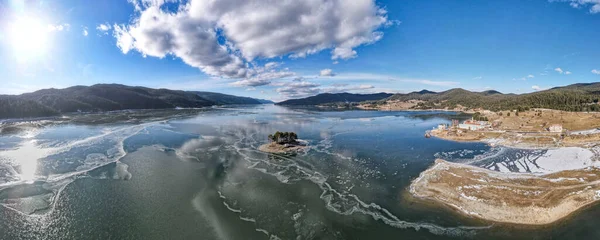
[532,85,541,91]
[82,27,88,36]
[592,69,600,75]
[328,73,459,87]
[114,0,391,79]
[273,79,377,99]
[472,76,483,80]
[264,62,279,70]
[554,67,572,74]
[47,23,70,32]
[230,70,295,87]
[527,74,535,78]
[319,69,335,77]
[553,0,600,13]
[276,81,321,98]
[322,84,374,93]
[96,23,112,34]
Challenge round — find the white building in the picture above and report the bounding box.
[458,123,486,131]
[548,124,563,133]
[457,120,489,131]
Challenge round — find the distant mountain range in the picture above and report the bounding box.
[383,83,600,111]
[0,84,271,119]
[5,81,600,120]
[276,92,393,106]
[190,91,263,105]
[276,82,600,112]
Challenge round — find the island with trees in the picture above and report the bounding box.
[259,131,307,154]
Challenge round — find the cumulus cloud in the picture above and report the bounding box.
[554,67,564,74]
[276,81,321,98]
[319,69,335,77]
[114,0,391,79]
[527,74,535,78]
[532,85,541,91]
[592,69,600,75]
[565,71,572,75]
[230,70,295,87]
[264,62,279,70]
[275,78,377,98]
[96,23,112,34]
[82,27,88,36]
[553,0,600,13]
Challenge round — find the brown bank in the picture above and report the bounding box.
[410,159,600,225]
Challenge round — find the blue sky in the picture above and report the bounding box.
[0,0,599,101]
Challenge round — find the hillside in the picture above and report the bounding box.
[255,99,275,104]
[0,84,268,120]
[380,84,600,112]
[190,91,262,105]
[276,92,393,106]
[0,96,59,119]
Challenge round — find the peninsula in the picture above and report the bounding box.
[410,159,600,225]
[410,108,600,225]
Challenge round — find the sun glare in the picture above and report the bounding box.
[8,17,49,62]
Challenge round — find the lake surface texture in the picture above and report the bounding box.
[1,105,597,239]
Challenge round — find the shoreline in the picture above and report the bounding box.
[413,109,600,225]
[409,159,600,225]
[258,142,308,154]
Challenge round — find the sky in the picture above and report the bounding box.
[0,0,599,101]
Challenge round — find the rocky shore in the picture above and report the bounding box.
[258,142,307,154]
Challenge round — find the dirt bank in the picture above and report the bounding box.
[410,159,600,225]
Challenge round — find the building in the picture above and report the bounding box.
[548,124,563,133]
[437,124,447,130]
[458,120,490,131]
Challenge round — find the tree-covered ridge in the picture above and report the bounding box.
[381,83,600,112]
[190,91,263,105]
[0,96,59,119]
[0,84,268,119]
[268,131,298,145]
[276,92,393,106]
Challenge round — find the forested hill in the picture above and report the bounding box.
[276,92,393,106]
[383,83,600,112]
[0,84,267,119]
[190,91,262,105]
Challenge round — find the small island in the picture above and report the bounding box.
[259,131,307,154]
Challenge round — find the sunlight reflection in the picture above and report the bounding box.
[0,140,51,182]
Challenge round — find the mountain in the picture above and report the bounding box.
[277,92,393,106]
[0,95,59,119]
[190,91,262,105]
[0,84,266,120]
[414,89,437,94]
[255,99,275,104]
[18,84,214,114]
[382,84,600,112]
[481,90,502,95]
